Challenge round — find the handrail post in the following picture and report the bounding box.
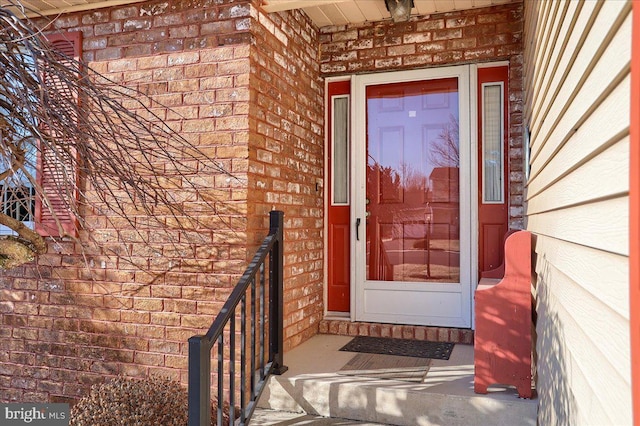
[188,336,211,426]
[269,210,288,374]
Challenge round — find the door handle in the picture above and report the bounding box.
[356,218,361,241]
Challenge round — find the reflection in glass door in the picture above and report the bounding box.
[366,78,460,284]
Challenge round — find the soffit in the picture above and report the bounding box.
[0,0,518,24]
[260,0,519,27]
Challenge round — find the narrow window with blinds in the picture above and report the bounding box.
[482,83,504,204]
[332,95,349,205]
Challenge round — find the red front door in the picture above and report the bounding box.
[325,65,510,323]
[365,77,461,285]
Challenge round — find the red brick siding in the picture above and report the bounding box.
[0,0,527,405]
[44,0,253,62]
[1,0,325,403]
[249,8,324,350]
[0,0,265,404]
[319,2,525,227]
[319,320,474,345]
[0,46,252,404]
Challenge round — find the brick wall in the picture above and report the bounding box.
[249,8,324,350]
[50,0,253,61]
[1,0,526,405]
[0,0,324,403]
[319,2,525,228]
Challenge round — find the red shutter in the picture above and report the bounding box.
[35,31,82,237]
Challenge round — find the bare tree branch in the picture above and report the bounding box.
[0,5,242,270]
[428,114,460,168]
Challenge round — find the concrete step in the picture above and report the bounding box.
[258,335,537,426]
[251,408,386,425]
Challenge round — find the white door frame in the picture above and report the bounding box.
[349,65,478,328]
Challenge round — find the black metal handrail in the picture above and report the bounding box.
[188,210,287,426]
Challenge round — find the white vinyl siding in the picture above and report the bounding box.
[523,0,632,425]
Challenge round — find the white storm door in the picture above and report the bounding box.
[351,66,473,328]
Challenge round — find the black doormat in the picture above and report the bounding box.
[339,336,454,360]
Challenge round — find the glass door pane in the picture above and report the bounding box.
[366,78,460,283]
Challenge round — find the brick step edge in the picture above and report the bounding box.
[319,319,474,344]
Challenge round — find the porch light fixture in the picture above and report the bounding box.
[385,0,415,22]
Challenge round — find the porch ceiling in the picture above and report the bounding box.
[261,0,519,27]
[1,0,519,24]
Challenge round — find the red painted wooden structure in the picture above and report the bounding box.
[474,230,532,399]
[36,31,82,238]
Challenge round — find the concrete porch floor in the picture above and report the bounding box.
[256,334,537,426]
